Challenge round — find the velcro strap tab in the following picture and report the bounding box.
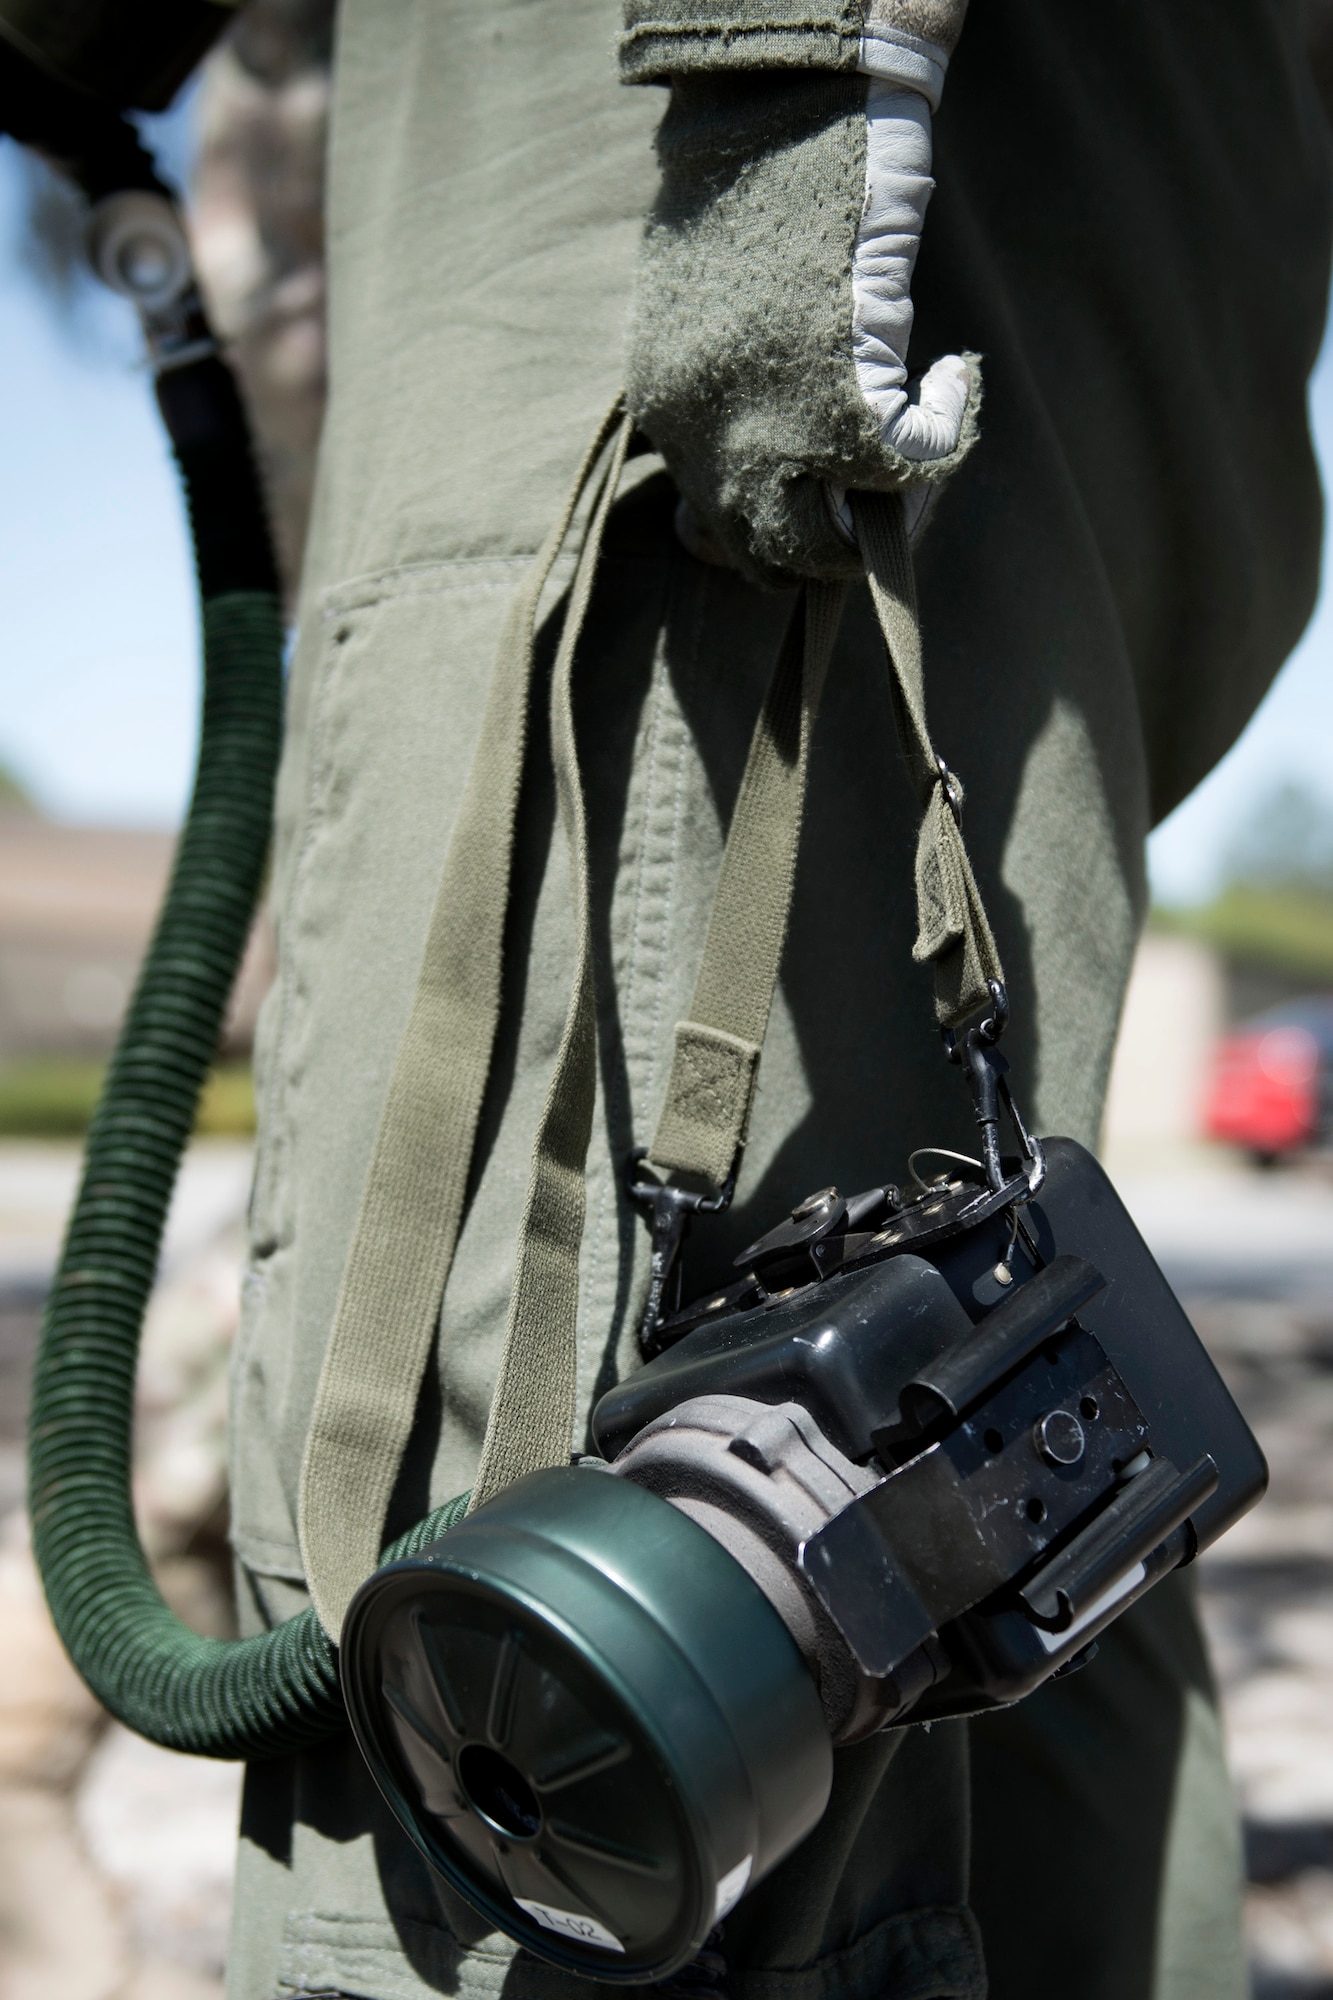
[913,779,968,963]
[649,1022,763,1191]
[912,780,1003,1027]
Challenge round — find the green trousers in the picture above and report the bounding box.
[225,3,1332,1995]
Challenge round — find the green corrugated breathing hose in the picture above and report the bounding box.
[26,338,466,1760]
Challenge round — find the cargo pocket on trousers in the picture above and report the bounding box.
[275,1904,984,2000]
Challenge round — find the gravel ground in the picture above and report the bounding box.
[0,1143,249,2000]
[1187,1286,1333,1998]
[1,1141,1332,1997]
[1106,1153,1333,1999]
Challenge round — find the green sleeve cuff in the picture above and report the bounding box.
[620,4,861,84]
[619,1,967,85]
[0,0,236,110]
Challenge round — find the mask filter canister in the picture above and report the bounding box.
[340,1465,832,1980]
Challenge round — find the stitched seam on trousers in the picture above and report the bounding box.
[319,550,600,620]
[245,608,346,1263]
[321,554,544,615]
[232,1531,308,1580]
[316,461,673,616]
[227,1265,271,1551]
[227,603,353,1533]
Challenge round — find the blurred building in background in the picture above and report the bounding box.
[1101,933,1225,1165]
[1160,780,1333,1022]
[0,794,271,1067]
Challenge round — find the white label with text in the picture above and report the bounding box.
[713,1855,753,1921]
[514,1898,625,1953]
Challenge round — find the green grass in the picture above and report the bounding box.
[1154,884,1333,980]
[0,1059,256,1138]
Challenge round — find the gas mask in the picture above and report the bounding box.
[340,1006,1263,1981]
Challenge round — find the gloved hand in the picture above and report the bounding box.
[624,34,977,586]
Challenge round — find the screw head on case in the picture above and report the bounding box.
[1035,1409,1085,1467]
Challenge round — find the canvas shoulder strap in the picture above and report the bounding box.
[298,422,1002,1635]
[297,405,629,1634]
[852,492,1004,1027]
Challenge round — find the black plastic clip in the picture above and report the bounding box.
[625,1149,735,1357]
[942,981,1044,1200]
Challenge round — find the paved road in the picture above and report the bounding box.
[1117,1161,1333,1305]
[1117,1160,1333,2000]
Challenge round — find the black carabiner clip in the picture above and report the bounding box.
[943,981,1044,1201]
[625,1149,735,1356]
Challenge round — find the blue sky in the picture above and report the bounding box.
[0,125,1330,905]
[1148,343,1333,904]
[0,108,199,830]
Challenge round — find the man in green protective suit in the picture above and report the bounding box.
[4,2,1332,1996]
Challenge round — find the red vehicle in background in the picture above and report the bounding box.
[1205,999,1333,1165]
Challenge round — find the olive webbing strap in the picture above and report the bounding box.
[300,455,988,1627]
[646,580,848,1191]
[470,569,848,1505]
[851,491,1004,1028]
[467,416,635,1511]
[299,401,629,1638]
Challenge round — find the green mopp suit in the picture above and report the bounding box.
[12,0,1333,1993]
[223,4,1330,1994]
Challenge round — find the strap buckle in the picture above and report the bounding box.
[625,1149,735,1358]
[936,756,964,828]
[942,981,1045,1202]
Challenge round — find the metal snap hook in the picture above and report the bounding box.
[936,757,964,827]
